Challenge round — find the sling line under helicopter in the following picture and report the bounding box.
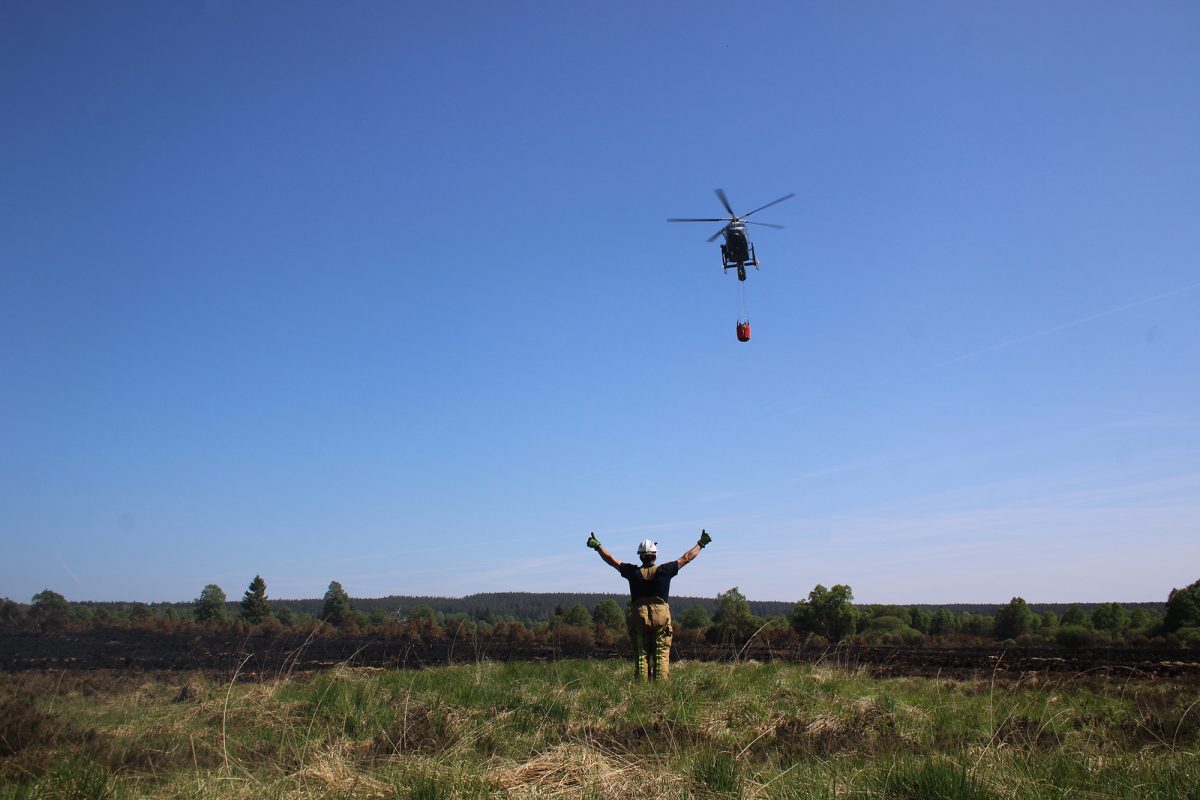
[667,188,794,344]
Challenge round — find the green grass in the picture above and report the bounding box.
[1,660,1197,798]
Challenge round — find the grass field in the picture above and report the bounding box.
[1,659,1197,799]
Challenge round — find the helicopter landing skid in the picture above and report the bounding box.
[722,259,759,281]
[721,244,758,280]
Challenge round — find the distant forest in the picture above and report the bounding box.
[5,577,1198,651]
[216,591,1168,624]
[5,589,1170,626]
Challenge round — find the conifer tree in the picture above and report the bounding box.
[240,575,271,624]
[321,581,353,626]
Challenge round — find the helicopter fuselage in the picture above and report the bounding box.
[720,223,757,281]
[722,224,751,262]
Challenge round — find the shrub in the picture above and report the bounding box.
[678,603,712,630]
[1176,626,1200,647]
[1055,625,1094,649]
[553,624,594,654]
[759,624,799,648]
[862,615,922,643]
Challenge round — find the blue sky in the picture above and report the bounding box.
[3,1,1198,605]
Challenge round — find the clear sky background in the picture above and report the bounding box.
[3,1,1198,606]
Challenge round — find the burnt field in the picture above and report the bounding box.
[3,628,1197,681]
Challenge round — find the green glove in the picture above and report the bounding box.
[587,533,601,550]
[698,530,712,548]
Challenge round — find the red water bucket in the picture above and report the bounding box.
[736,321,751,342]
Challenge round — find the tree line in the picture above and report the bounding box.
[4,576,1198,650]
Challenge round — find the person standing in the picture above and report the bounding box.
[587,529,712,680]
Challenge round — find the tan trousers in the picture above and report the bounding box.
[630,598,673,681]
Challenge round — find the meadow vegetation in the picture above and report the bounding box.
[1,658,1197,799]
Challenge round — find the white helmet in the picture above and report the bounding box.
[637,539,657,555]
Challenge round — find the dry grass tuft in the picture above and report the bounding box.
[174,679,206,703]
[298,741,391,798]
[853,695,879,719]
[696,707,734,741]
[768,693,920,758]
[804,712,843,739]
[490,743,676,799]
[806,665,838,684]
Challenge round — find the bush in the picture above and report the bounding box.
[553,624,594,654]
[678,603,712,630]
[673,626,706,647]
[759,624,799,648]
[862,615,922,643]
[1176,626,1200,647]
[1055,625,1094,649]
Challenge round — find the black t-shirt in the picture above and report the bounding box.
[618,560,681,601]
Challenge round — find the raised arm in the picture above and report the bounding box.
[587,532,623,571]
[676,529,712,568]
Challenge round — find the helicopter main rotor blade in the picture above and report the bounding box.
[707,227,726,242]
[743,193,796,219]
[667,217,727,223]
[714,188,736,218]
[745,221,785,230]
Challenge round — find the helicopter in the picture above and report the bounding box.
[668,188,795,281]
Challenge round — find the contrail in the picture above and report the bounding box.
[913,279,1200,376]
[775,278,1200,416]
[56,553,81,585]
